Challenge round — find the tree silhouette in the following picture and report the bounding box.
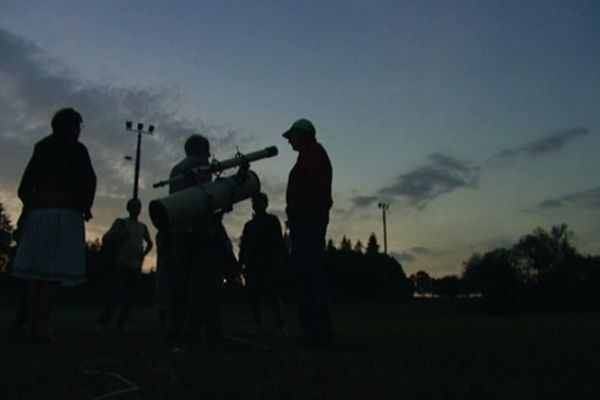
[513,224,588,308]
[326,238,336,252]
[431,275,461,298]
[513,224,578,284]
[322,233,413,301]
[366,232,380,255]
[411,270,433,296]
[459,224,600,311]
[340,235,353,252]
[0,203,15,274]
[462,248,519,310]
[354,240,364,254]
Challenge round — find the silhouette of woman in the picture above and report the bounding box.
[12,108,96,342]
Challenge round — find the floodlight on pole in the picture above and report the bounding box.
[126,121,155,199]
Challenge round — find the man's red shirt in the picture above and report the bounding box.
[286,141,333,220]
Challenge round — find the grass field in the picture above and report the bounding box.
[1,300,599,399]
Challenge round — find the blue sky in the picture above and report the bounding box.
[1,1,599,276]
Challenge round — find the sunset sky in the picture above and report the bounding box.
[1,1,599,277]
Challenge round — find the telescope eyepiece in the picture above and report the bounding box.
[265,146,278,157]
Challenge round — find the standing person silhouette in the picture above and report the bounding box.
[167,134,227,351]
[12,108,96,342]
[282,118,334,347]
[98,198,153,330]
[239,192,288,337]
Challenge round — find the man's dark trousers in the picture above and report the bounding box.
[290,216,333,345]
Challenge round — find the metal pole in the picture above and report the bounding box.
[378,202,390,314]
[133,129,142,199]
[126,121,154,199]
[382,207,388,255]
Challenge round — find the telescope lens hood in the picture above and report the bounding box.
[149,199,170,231]
[265,146,278,157]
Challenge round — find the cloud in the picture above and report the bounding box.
[465,238,515,254]
[390,245,441,264]
[351,127,589,211]
[0,27,253,231]
[351,196,379,208]
[410,246,434,255]
[536,199,565,209]
[377,153,480,209]
[391,251,416,263]
[533,187,600,211]
[495,127,590,160]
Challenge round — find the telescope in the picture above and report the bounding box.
[153,146,278,188]
[149,146,278,231]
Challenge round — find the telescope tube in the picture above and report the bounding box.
[149,170,261,231]
[153,146,278,188]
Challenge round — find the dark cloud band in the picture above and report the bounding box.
[352,153,479,210]
[378,153,479,209]
[496,127,590,160]
[534,187,600,211]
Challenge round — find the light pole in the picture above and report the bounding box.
[126,121,155,199]
[378,202,389,255]
[378,202,390,314]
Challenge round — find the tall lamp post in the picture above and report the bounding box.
[378,202,389,255]
[126,121,155,199]
[378,202,390,314]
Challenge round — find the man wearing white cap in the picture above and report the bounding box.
[282,118,334,346]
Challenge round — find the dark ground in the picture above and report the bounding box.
[1,297,600,400]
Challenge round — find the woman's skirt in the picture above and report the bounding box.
[12,208,86,286]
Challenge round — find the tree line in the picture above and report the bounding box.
[410,224,600,312]
[2,201,598,311]
[0,203,413,305]
[323,233,413,301]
